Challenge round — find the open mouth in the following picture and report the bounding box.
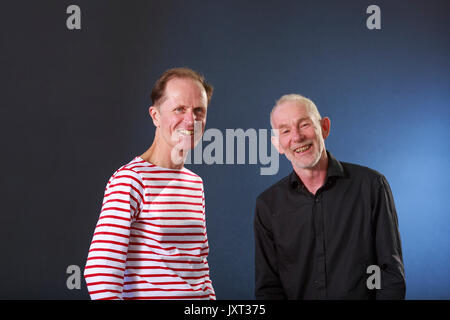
[177,129,194,136]
[294,144,312,153]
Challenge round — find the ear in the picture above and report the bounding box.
[149,105,160,128]
[271,133,284,154]
[320,117,331,140]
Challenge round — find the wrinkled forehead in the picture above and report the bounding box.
[271,100,320,128]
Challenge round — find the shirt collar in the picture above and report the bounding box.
[289,151,345,189]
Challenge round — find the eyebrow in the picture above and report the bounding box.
[298,117,312,123]
[277,117,312,128]
[172,104,207,110]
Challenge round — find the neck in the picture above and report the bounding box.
[293,151,328,195]
[140,133,186,170]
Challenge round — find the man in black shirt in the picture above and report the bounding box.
[254,94,406,299]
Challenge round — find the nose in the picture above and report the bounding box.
[291,126,305,142]
[183,109,195,125]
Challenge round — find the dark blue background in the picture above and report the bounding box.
[1,0,449,299]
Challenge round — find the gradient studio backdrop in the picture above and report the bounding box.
[1,0,449,299]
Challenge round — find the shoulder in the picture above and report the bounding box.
[257,174,291,205]
[340,161,385,181]
[181,167,203,183]
[107,157,145,188]
[339,160,391,193]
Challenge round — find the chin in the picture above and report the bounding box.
[174,136,196,149]
[292,154,321,169]
[293,162,314,170]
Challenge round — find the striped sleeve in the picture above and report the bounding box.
[84,168,144,300]
[201,183,216,300]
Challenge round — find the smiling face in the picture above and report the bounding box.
[150,77,208,156]
[271,99,330,171]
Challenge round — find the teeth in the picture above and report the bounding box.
[178,129,194,136]
[294,145,311,153]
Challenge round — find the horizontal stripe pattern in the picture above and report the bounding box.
[84,157,215,300]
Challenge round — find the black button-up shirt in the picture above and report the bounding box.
[254,152,405,299]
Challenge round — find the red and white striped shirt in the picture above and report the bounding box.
[84,157,215,300]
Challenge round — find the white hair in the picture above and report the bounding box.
[270,94,322,129]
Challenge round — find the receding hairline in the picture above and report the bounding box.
[270,94,322,129]
[154,76,208,108]
[151,67,213,107]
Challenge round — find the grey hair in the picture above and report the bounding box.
[270,94,322,128]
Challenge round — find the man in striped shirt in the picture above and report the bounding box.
[84,68,216,300]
